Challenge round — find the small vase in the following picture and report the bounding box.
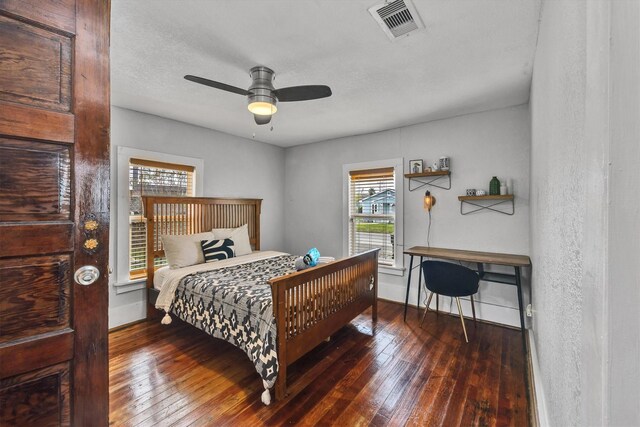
[490,176,500,195]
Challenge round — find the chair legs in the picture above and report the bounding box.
[455,297,469,343]
[423,293,475,343]
[435,293,439,315]
[420,292,434,327]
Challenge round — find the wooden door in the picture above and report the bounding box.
[0,0,110,425]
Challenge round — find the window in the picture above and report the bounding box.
[128,158,195,279]
[343,159,403,273]
[115,147,203,291]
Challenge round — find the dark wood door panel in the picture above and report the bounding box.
[0,0,76,35]
[0,255,71,343]
[0,223,73,258]
[0,139,71,222]
[0,362,70,427]
[0,330,73,379]
[0,14,72,111]
[0,102,74,143]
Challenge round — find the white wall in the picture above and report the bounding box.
[108,107,285,328]
[284,105,531,326]
[529,0,640,425]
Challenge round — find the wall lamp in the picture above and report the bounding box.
[423,190,436,212]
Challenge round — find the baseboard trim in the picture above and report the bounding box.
[527,329,549,427]
[377,296,523,331]
[108,318,146,332]
[377,280,522,328]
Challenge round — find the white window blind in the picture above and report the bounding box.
[348,167,396,265]
[128,158,195,278]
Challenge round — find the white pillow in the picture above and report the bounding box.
[161,231,216,269]
[212,224,252,256]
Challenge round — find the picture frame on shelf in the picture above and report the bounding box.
[409,159,423,174]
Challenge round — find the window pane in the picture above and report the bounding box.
[348,170,395,264]
[128,161,194,277]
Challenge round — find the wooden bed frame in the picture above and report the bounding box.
[142,196,379,401]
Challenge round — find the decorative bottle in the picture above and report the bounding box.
[490,176,500,195]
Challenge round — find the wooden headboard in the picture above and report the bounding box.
[142,196,262,293]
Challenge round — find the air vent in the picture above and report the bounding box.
[369,0,424,41]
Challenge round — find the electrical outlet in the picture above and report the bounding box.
[526,304,533,317]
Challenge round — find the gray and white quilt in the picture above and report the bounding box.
[169,254,298,388]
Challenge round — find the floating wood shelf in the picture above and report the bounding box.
[404,170,451,191]
[458,194,515,215]
[405,170,450,178]
[457,194,514,201]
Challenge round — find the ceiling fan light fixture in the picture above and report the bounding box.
[248,101,277,116]
[184,65,330,124]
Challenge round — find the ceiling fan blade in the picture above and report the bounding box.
[254,114,271,125]
[184,75,249,96]
[273,85,332,102]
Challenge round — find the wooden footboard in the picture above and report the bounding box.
[270,248,379,400]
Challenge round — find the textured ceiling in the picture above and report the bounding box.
[111,0,541,147]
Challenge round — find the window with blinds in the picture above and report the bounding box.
[348,167,396,265]
[129,158,195,278]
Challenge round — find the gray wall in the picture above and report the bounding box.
[530,0,640,425]
[109,107,285,327]
[607,0,640,424]
[284,105,531,326]
[530,1,589,424]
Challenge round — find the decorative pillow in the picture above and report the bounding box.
[212,223,252,256]
[201,238,235,263]
[161,231,216,269]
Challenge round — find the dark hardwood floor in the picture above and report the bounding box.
[109,301,529,426]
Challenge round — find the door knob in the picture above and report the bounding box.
[74,265,100,286]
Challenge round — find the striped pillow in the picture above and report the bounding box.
[200,238,235,263]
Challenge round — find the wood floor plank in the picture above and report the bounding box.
[108,301,530,426]
[380,322,457,426]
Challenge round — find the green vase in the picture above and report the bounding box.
[490,176,500,195]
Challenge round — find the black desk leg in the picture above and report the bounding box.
[417,256,423,313]
[404,255,414,321]
[476,262,484,279]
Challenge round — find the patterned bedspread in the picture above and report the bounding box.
[169,254,298,388]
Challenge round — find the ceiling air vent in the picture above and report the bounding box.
[368,0,424,41]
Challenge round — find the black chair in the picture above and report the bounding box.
[421,260,480,342]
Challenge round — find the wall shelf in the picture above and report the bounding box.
[404,170,451,191]
[458,194,514,216]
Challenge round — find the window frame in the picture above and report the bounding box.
[342,158,404,275]
[115,146,204,291]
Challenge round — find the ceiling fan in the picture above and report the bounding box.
[184,66,332,125]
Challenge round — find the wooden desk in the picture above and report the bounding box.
[403,246,531,332]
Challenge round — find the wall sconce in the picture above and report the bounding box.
[423,190,436,212]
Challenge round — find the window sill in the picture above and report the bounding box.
[379,265,405,276]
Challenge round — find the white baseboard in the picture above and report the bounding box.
[109,300,146,329]
[378,280,521,327]
[528,330,549,427]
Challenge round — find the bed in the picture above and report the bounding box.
[142,196,379,404]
